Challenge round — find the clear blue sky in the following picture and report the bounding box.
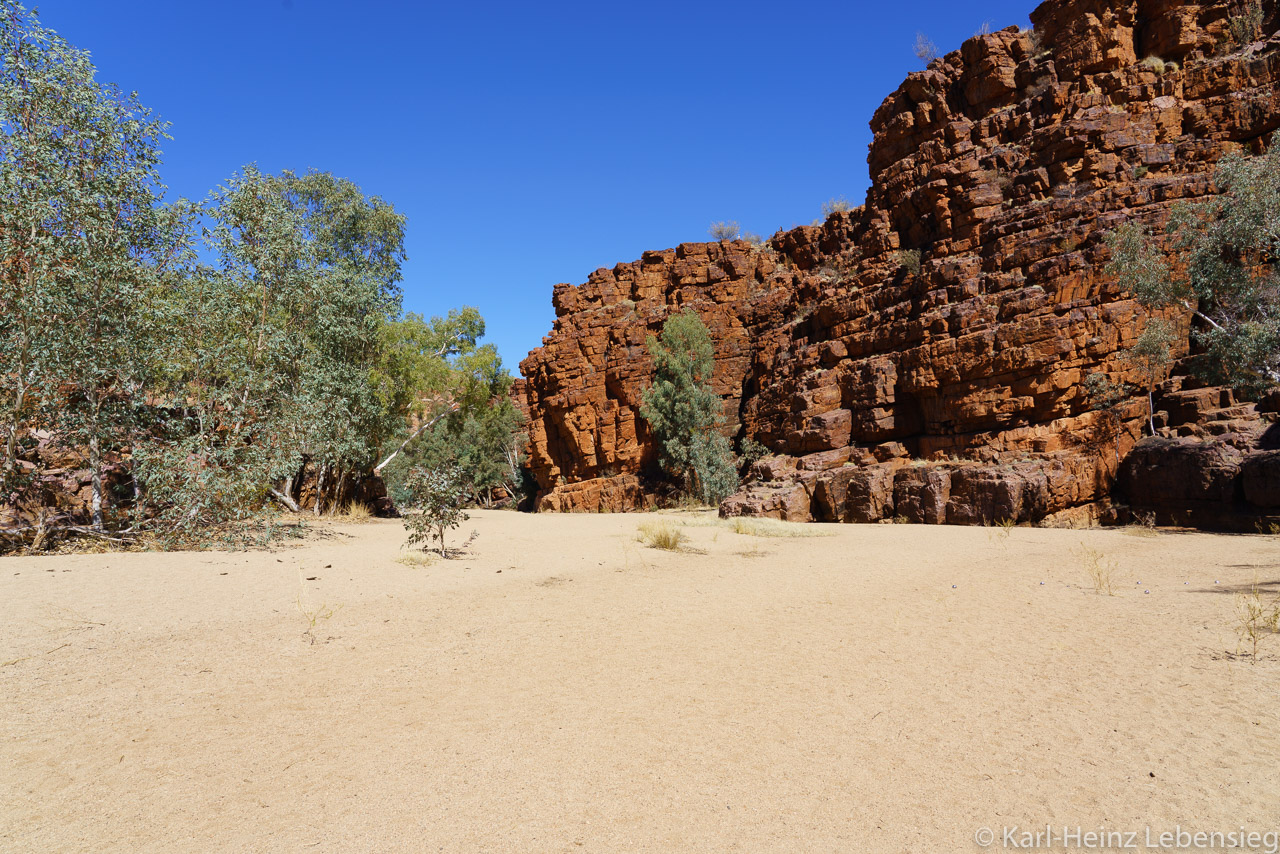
[45,0,1034,370]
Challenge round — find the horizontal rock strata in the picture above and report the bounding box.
[519,0,1280,525]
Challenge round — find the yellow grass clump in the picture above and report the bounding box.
[339,501,374,523]
[636,521,688,551]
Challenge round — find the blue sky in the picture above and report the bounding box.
[45,0,1034,370]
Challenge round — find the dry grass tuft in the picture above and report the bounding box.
[1140,55,1168,74]
[1235,581,1280,663]
[339,501,374,523]
[395,551,436,567]
[726,517,832,538]
[1077,545,1118,595]
[636,521,688,551]
[673,514,833,538]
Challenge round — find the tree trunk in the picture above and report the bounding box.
[329,467,345,515]
[270,487,300,513]
[373,406,458,475]
[1147,389,1156,436]
[313,464,327,516]
[88,435,104,532]
[4,333,28,482]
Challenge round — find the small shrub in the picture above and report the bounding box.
[1134,165,1149,179]
[1140,56,1168,75]
[821,197,852,218]
[688,431,740,505]
[741,231,765,246]
[402,464,471,558]
[1078,545,1117,595]
[893,248,922,276]
[915,32,939,64]
[1022,26,1046,58]
[709,221,740,241]
[637,521,687,551]
[974,20,993,38]
[1228,2,1264,45]
[1235,581,1280,662]
[1029,73,1055,98]
[296,570,342,645]
[738,437,773,470]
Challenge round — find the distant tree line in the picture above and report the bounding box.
[0,1,525,549]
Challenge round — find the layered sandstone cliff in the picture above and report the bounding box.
[519,0,1280,526]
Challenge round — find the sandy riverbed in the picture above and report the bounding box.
[2,511,1278,852]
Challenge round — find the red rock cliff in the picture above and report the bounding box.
[519,0,1280,523]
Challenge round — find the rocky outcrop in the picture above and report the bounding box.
[520,0,1280,524]
[1113,389,1280,530]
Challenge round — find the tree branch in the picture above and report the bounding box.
[373,404,458,475]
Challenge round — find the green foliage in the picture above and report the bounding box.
[687,431,738,505]
[0,0,187,528]
[893,249,923,276]
[136,164,410,534]
[1084,373,1131,412]
[376,311,527,508]
[0,2,502,549]
[1106,134,1280,398]
[402,464,470,557]
[1228,2,1264,46]
[1123,318,1178,434]
[640,311,739,505]
[738,437,773,471]
[384,392,527,508]
[1139,56,1175,75]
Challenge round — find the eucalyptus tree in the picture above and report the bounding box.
[135,165,315,536]
[380,339,528,508]
[640,310,738,505]
[281,171,413,511]
[0,0,185,531]
[1107,134,1280,397]
[372,307,490,477]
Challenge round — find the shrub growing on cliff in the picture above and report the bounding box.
[1106,133,1280,398]
[640,311,739,506]
[821,197,852,218]
[708,221,740,241]
[1228,2,1264,46]
[914,32,939,65]
[893,249,923,276]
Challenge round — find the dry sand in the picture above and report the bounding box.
[2,511,1278,852]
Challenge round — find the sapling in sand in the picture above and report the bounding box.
[402,464,471,558]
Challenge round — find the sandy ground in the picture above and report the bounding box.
[2,511,1278,853]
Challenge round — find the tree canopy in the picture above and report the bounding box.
[1106,134,1280,398]
[639,310,738,506]
[0,1,526,549]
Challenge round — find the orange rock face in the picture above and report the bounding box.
[519,0,1280,523]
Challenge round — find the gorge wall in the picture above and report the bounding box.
[518,0,1280,527]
